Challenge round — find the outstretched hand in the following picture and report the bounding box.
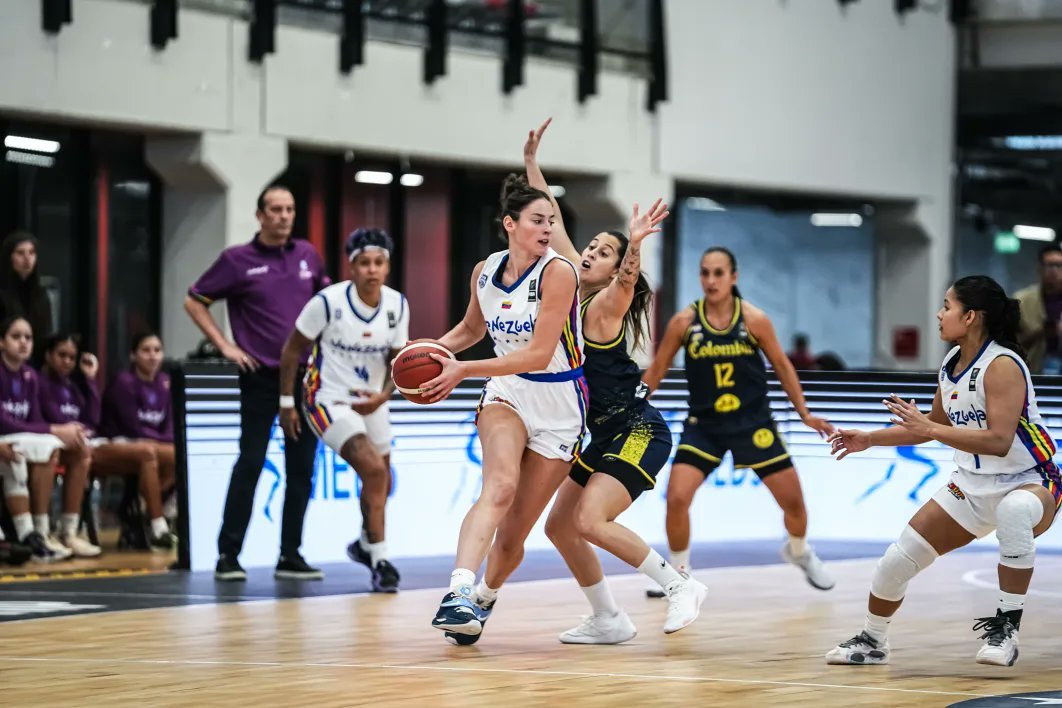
[629,198,669,245]
[523,117,552,164]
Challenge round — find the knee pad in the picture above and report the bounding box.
[870,525,938,602]
[1,458,28,498]
[996,489,1042,570]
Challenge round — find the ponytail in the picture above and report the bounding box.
[951,275,1025,360]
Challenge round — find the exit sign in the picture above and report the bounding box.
[995,231,1020,254]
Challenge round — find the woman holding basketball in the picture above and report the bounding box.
[279,228,407,592]
[522,119,706,641]
[425,172,588,644]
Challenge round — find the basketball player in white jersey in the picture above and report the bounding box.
[826,275,1059,667]
[423,174,587,643]
[279,228,407,592]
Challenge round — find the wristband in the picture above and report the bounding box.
[279,395,296,409]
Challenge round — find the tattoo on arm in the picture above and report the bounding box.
[617,242,641,289]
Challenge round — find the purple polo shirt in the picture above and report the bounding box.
[0,363,49,435]
[188,235,329,368]
[99,369,174,442]
[39,371,101,431]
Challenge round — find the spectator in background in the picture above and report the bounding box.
[37,333,101,557]
[96,332,178,552]
[1015,245,1062,374]
[0,232,53,355]
[787,333,818,371]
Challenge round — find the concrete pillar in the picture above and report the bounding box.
[146,132,288,357]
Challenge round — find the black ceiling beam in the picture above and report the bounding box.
[340,0,365,74]
[647,0,667,112]
[41,0,71,34]
[895,0,917,15]
[249,0,276,62]
[151,0,178,50]
[502,0,526,94]
[424,0,448,85]
[577,0,598,103]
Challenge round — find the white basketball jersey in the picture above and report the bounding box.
[939,340,1056,476]
[296,282,409,404]
[476,248,583,375]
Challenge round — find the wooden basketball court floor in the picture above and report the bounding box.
[2,551,1061,707]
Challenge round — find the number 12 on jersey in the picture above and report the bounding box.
[714,362,735,389]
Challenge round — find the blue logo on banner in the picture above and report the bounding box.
[857,426,940,503]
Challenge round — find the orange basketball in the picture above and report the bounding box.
[391,341,455,405]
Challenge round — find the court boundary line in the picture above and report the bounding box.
[0,654,990,699]
[962,568,1062,599]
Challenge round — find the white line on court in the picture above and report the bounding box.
[0,654,989,699]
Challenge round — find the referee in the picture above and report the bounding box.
[184,184,330,581]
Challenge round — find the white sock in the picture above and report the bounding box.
[150,516,169,538]
[999,590,1025,614]
[639,548,684,589]
[580,578,620,617]
[359,529,388,565]
[33,514,50,537]
[60,513,79,538]
[863,611,891,644]
[788,535,808,557]
[13,513,33,542]
[474,580,499,607]
[670,547,691,573]
[450,568,476,594]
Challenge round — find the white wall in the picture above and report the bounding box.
[0,0,957,365]
[660,0,955,201]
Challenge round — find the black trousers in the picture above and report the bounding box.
[216,366,317,559]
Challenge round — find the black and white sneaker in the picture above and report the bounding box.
[24,531,64,563]
[347,539,372,569]
[974,610,1020,666]
[347,540,399,592]
[215,554,247,581]
[372,559,400,593]
[825,631,890,665]
[275,553,324,580]
[149,530,178,553]
[0,539,32,566]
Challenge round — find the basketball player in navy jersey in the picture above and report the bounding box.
[522,119,706,641]
[643,247,836,593]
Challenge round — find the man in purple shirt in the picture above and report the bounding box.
[184,185,329,581]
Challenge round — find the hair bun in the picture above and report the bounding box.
[500,173,530,205]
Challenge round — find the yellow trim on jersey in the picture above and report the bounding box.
[574,456,595,472]
[697,297,741,335]
[580,293,624,350]
[602,453,656,487]
[736,452,792,471]
[1021,417,1054,461]
[585,332,624,350]
[676,444,722,463]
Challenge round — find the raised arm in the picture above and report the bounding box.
[745,304,834,437]
[523,118,580,264]
[585,199,669,332]
[642,308,694,393]
[437,262,489,355]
